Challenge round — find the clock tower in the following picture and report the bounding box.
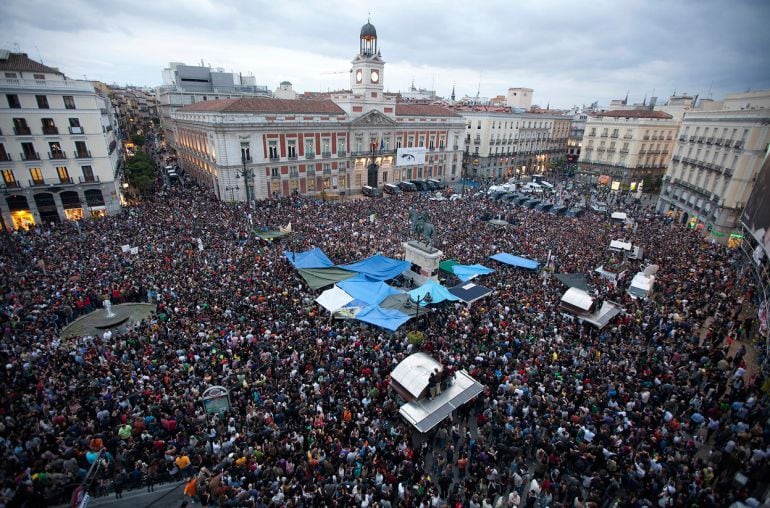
[351,19,384,97]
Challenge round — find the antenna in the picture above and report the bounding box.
[34,45,43,64]
[13,42,20,53]
[477,71,482,99]
[707,81,713,99]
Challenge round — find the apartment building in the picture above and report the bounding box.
[0,51,122,229]
[657,90,770,242]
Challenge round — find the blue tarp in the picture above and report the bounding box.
[355,306,411,331]
[408,279,461,305]
[337,275,402,306]
[452,264,495,282]
[490,253,540,270]
[284,247,334,269]
[339,253,410,281]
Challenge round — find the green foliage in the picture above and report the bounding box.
[407,330,425,346]
[131,134,146,147]
[125,152,157,195]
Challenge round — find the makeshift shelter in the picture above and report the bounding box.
[581,301,623,329]
[315,286,354,313]
[490,253,540,270]
[408,279,460,306]
[554,273,590,292]
[379,293,419,316]
[255,230,291,241]
[560,287,596,314]
[398,371,484,432]
[439,259,460,274]
[390,352,443,401]
[448,282,493,305]
[609,240,632,252]
[297,267,356,291]
[337,275,402,306]
[339,254,410,281]
[284,247,334,269]
[355,306,411,332]
[452,264,495,282]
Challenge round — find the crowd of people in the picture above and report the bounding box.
[0,158,768,507]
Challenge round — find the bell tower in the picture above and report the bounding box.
[351,18,384,96]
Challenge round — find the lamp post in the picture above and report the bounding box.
[239,153,253,208]
[414,292,433,322]
[225,186,239,202]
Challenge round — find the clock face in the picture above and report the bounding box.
[355,70,362,83]
[371,70,379,83]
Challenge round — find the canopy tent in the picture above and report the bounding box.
[298,267,356,291]
[390,352,442,400]
[448,282,493,305]
[284,247,334,269]
[315,286,354,313]
[399,370,485,433]
[452,263,495,282]
[337,275,402,306]
[560,287,595,312]
[581,300,623,329]
[554,273,590,291]
[408,279,461,306]
[490,253,540,270]
[339,253,410,281]
[380,293,420,316]
[439,259,460,274]
[255,230,291,241]
[355,305,411,332]
[334,299,368,320]
[609,240,632,252]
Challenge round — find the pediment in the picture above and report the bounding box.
[351,109,397,126]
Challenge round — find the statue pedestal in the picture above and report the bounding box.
[403,241,443,285]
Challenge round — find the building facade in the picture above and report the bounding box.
[0,51,122,229]
[656,90,770,242]
[505,88,533,110]
[579,109,678,188]
[567,112,588,162]
[460,110,570,180]
[169,22,465,202]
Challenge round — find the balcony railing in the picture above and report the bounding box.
[715,138,723,145]
[337,150,347,157]
[733,141,743,149]
[610,133,619,139]
[679,135,686,142]
[689,136,696,142]
[650,136,658,141]
[20,152,40,161]
[14,126,32,135]
[619,149,629,154]
[69,126,84,134]
[269,155,280,161]
[48,151,67,160]
[321,151,331,158]
[643,136,650,140]
[0,153,11,161]
[287,154,298,160]
[74,150,92,159]
[42,126,59,135]
[29,177,74,187]
[79,175,100,184]
[706,137,714,144]
[305,152,315,159]
[723,140,732,147]
[600,133,608,138]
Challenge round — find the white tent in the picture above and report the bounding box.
[315,286,354,313]
[560,287,595,312]
[609,239,632,252]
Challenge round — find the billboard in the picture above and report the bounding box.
[396,147,427,167]
[741,153,770,258]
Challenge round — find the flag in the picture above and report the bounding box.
[380,137,384,152]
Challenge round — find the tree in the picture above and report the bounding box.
[131,134,146,147]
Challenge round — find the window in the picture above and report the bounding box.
[29,167,43,185]
[1,169,16,186]
[41,118,57,135]
[4,72,17,78]
[268,141,278,159]
[35,95,50,109]
[81,165,95,182]
[321,139,330,155]
[74,141,89,158]
[337,139,346,155]
[408,137,414,148]
[0,143,8,161]
[429,137,435,150]
[33,74,45,80]
[63,96,76,109]
[13,118,30,135]
[56,166,70,183]
[271,167,279,177]
[6,94,20,108]
[240,142,251,161]
[69,118,81,127]
[305,139,314,155]
[287,141,296,158]
[49,142,64,159]
[21,142,38,160]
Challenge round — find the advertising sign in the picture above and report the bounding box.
[396,147,427,167]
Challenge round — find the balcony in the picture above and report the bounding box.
[337,150,347,157]
[679,135,686,142]
[623,135,633,140]
[697,137,704,143]
[473,138,481,144]
[643,136,650,141]
[321,151,331,158]
[305,152,315,159]
[78,175,100,184]
[610,133,619,139]
[0,153,11,162]
[650,136,658,141]
[28,177,74,187]
[42,126,59,135]
[672,155,681,162]
[69,126,84,134]
[287,154,298,160]
[715,138,723,145]
[74,150,92,159]
[619,149,629,154]
[706,137,714,144]
[48,151,67,160]
[733,141,743,150]
[20,151,40,161]
[269,154,280,162]
[14,126,32,135]
[723,140,732,147]
[689,136,696,142]
[600,133,608,138]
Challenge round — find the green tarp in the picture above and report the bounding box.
[298,267,356,290]
[439,259,460,273]
[255,230,291,241]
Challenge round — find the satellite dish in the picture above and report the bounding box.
[643,264,660,276]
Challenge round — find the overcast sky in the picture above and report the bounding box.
[2,0,769,108]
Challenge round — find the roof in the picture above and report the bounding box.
[180,97,346,115]
[396,103,461,117]
[597,109,673,119]
[0,52,62,75]
[360,22,377,38]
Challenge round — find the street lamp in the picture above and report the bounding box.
[225,185,240,202]
[238,152,253,208]
[413,292,433,321]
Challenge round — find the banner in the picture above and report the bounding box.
[396,147,427,167]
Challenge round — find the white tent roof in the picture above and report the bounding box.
[561,287,595,311]
[390,352,442,399]
[581,300,623,329]
[611,212,628,221]
[399,370,484,433]
[609,239,632,251]
[315,286,353,313]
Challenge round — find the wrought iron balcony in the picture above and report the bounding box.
[14,126,32,135]
[42,126,59,135]
[69,126,84,134]
[269,155,280,161]
[20,151,40,161]
[305,152,315,159]
[48,151,67,160]
[74,150,92,159]
[0,153,11,162]
[79,175,100,184]
[321,151,331,158]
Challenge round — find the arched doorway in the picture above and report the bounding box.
[681,212,689,226]
[84,189,107,217]
[34,192,60,224]
[60,191,84,221]
[6,194,35,229]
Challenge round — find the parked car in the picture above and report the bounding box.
[362,185,380,197]
[410,180,428,192]
[398,181,418,192]
[383,183,402,195]
[428,179,445,189]
[424,180,438,191]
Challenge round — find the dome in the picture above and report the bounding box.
[280,81,292,86]
[360,22,377,38]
